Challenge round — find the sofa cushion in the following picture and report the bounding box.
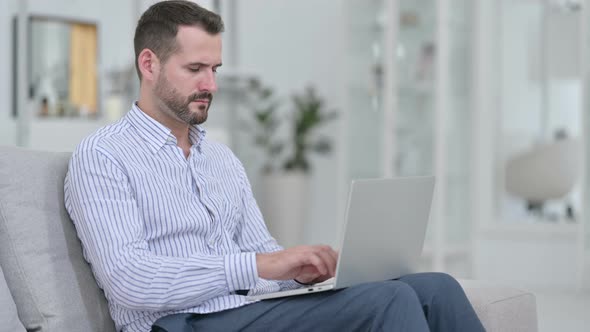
[460,280,538,332]
[0,264,26,332]
[0,146,115,331]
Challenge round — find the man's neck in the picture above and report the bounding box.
[136,98,193,157]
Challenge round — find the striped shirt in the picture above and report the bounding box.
[64,104,300,332]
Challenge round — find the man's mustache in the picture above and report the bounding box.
[189,92,213,103]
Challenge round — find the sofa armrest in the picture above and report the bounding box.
[459,280,538,332]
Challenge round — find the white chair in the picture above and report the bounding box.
[505,138,581,214]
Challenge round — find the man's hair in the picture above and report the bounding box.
[134,0,225,80]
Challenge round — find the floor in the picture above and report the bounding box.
[533,287,590,332]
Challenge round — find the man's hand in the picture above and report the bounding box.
[256,245,339,284]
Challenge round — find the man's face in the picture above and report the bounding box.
[153,26,222,125]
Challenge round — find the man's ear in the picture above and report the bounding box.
[137,49,160,82]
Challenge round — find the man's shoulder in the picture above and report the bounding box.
[74,118,133,156]
[202,138,241,163]
[204,138,233,154]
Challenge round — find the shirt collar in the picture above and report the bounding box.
[125,103,207,154]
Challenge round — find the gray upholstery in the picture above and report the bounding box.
[0,146,115,331]
[461,280,538,332]
[0,145,538,331]
[0,264,26,332]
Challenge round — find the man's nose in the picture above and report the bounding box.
[198,70,217,93]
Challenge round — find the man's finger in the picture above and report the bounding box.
[316,248,337,276]
[305,251,328,276]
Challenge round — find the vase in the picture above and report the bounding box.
[258,172,309,248]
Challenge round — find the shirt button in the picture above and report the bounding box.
[208,239,215,247]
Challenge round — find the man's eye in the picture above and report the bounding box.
[189,67,200,72]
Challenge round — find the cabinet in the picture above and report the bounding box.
[345,0,589,288]
[472,0,588,289]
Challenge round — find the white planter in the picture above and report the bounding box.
[259,172,309,248]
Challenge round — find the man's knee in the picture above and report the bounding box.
[421,272,463,295]
[327,281,425,330]
[359,280,421,308]
[426,271,459,284]
[385,280,421,302]
[363,281,428,329]
[400,272,469,306]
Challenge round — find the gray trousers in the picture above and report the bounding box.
[151,272,485,332]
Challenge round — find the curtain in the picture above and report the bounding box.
[69,23,97,115]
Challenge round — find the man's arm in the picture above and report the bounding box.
[65,147,258,311]
[231,158,338,285]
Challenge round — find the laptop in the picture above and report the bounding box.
[247,176,435,301]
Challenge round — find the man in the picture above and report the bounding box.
[65,1,485,331]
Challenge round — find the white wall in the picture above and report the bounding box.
[236,0,348,246]
[500,1,582,143]
[500,1,543,139]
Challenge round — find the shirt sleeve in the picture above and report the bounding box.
[230,158,304,291]
[64,147,258,311]
[232,158,283,254]
[276,279,304,291]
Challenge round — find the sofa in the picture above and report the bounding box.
[0,146,539,331]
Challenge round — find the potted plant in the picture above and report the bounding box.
[239,78,284,174]
[283,86,338,172]
[240,79,338,246]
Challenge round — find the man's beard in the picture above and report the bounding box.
[154,74,213,125]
